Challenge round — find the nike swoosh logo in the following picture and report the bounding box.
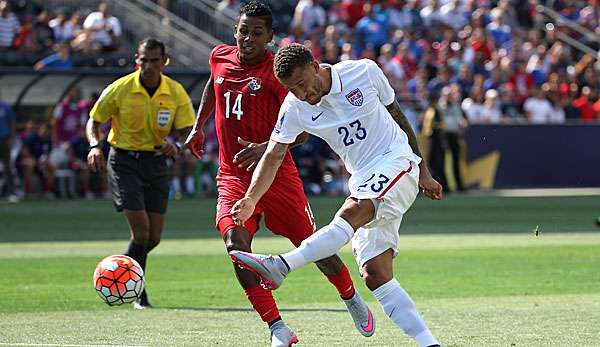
[361,309,374,333]
[311,112,324,121]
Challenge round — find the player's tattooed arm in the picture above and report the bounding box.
[386,100,443,200]
[385,100,421,157]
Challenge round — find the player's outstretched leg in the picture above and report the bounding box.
[229,251,290,290]
[269,320,299,347]
[229,217,355,289]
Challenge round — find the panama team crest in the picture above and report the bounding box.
[345,88,363,106]
[248,77,262,91]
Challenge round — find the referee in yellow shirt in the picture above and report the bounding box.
[86,38,195,309]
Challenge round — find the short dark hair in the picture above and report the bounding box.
[239,1,272,30]
[274,43,314,80]
[138,38,166,56]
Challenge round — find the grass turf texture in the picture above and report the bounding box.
[1,195,599,346]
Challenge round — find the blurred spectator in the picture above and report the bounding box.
[508,60,534,106]
[440,0,467,31]
[578,0,600,37]
[0,91,17,201]
[51,87,86,147]
[440,84,468,191]
[480,88,502,123]
[31,10,54,53]
[426,65,451,99]
[394,42,417,78]
[48,11,77,43]
[0,0,20,49]
[216,0,241,22]
[498,86,521,120]
[12,16,31,50]
[461,88,486,123]
[83,2,122,52]
[495,0,519,29]
[523,85,554,124]
[17,122,55,198]
[339,41,357,61]
[293,0,326,36]
[322,40,340,64]
[419,0,444,27]
[388,0,411,30]
[572,86,597,123]
[482,67,502,92]
[378,43,404,92]
[280,24,304,47]
[354,2,389,55]
[340,0,365,28]
[486,8,511,49]
[34,42,73,70]
[547,89,566,124]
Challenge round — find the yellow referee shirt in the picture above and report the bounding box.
[90,70,196,151]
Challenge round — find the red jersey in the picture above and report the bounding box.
[209,44,298,179]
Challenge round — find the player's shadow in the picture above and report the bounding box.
[163,306,347,313]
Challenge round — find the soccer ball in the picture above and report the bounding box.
[93,255,144,306]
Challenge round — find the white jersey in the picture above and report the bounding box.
[271,59,421,180]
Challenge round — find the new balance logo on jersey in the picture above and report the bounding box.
[216,76,224,84]
[311,112,324,121]
[345,88,363,106]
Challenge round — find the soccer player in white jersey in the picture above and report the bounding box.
[229,43,443,347]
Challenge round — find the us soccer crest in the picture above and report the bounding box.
[345,88,363,106]
[248,77,262,92]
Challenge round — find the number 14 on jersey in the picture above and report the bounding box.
[224,91,243,120]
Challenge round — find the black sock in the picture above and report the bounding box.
[268,317,282,328]
[124,240,147,270]
[125,240,149,303]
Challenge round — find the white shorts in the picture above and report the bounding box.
[349,157,420,271]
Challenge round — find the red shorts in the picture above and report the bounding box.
[216,174,316,246]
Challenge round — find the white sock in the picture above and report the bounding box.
[373,279,439,347]
[281,217,354,271]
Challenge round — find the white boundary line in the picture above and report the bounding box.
[494,187,600,197]
[0,343,148,347]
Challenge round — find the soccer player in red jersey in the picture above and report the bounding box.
[184,2,373,346]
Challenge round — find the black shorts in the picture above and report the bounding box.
[107,147,169,214]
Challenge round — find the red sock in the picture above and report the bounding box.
[325,265,355,300]
[245,286,281,324]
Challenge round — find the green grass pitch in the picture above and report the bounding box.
[1,195,599,346]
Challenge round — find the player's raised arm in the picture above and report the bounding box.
[184,74,215,159]
[231,139,289,224]
[385,100,442,200]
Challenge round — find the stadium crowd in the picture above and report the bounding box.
[2,0,600,201]
[0,1,127,68]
